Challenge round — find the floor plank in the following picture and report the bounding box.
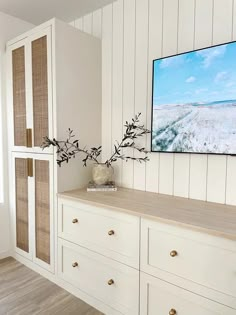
[0,257,103,315]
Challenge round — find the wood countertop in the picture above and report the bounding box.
[58,188,236,241]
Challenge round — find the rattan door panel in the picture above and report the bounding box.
[35,160,50,264]
[12,47,27,147]
[15,158,29,252]
[32,36,49,147]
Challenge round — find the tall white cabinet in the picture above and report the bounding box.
[7,18,101,273]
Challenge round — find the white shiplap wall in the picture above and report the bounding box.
[70,0,236,206]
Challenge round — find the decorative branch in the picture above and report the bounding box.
[104,113,150,166]
[42,129,102,167]
[41,113,151,167]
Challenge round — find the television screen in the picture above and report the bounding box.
[151,41,236,155]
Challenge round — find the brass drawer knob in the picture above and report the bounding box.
[108,230,115,236]
[107,279,114,285]
[72,218,78,224]
[72,262,78,268]
[170,250,178,257]
[169,309,177,315]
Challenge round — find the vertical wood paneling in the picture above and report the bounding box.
[174,154,190,197]
[112,0,124,186]
[83,13,93,34]
[92,9,102,38]
[207,155,227,203]
[213,0,233,44]
[189,154,208,200]
[158,0,178,195]
[122,0,136,188]
[173,0,195,197]
[145,0,163,193]
[226,156,236,205]
[162,0,179,56]
[178,0,195,53]
[146,154,159,193]
[233,0,236,40]
[206,0,232,203]
[72,0,236,205]
[74,18,83,31]
[189,0,213,201]
[195,0,213,49]
[133,0,149,190]
[159,153,174,195]
[102,4,113,163]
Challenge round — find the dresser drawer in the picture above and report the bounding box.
[141,219,236,298]
[140,272,235,315]
[58,198,140,268]
[58,239,139,315]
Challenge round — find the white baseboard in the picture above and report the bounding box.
[0,250,12,260]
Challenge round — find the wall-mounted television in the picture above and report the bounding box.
[151,41,236,155]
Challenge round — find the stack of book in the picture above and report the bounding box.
[87,181,117,192]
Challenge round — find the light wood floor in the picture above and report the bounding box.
[0,257,103,315]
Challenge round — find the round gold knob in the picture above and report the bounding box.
[107,279,114,285]
[170,250,178,257]
[169,309,177,315]
[72,262,78,268]
[108,230,115,236]
[72,218,78,224]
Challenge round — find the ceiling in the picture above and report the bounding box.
[0,0,116,25]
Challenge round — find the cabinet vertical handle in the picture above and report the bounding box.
[26,129,32,148]
[27,158,33,177]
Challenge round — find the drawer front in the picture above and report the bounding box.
[140,272,235,315]
[141,219,236,298]
[58,239,139,315]
[58,198,140,268]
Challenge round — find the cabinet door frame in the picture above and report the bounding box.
[11,152,54,272]
[7,39,28,152]
[27,27,53,154]
[31,153,54,273]
[12,152,33,260]
[7,26,53,154]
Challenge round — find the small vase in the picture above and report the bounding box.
[92,163,114,185]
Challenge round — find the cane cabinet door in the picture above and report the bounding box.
[13,154,32,260]
[12,152,54,272]
[8,27,53,153]
[33,155,54,272]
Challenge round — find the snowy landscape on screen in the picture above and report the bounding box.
[152,42,236,154]
[152,101,236,153]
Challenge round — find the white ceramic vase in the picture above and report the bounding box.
[92,163,114,185]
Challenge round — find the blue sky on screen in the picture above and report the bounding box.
[153,42,236,106]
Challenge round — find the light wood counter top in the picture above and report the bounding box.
[58,188,236,241]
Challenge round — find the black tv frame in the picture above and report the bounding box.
[150,40,236,156]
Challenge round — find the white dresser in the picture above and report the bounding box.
[57,188,236,315]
